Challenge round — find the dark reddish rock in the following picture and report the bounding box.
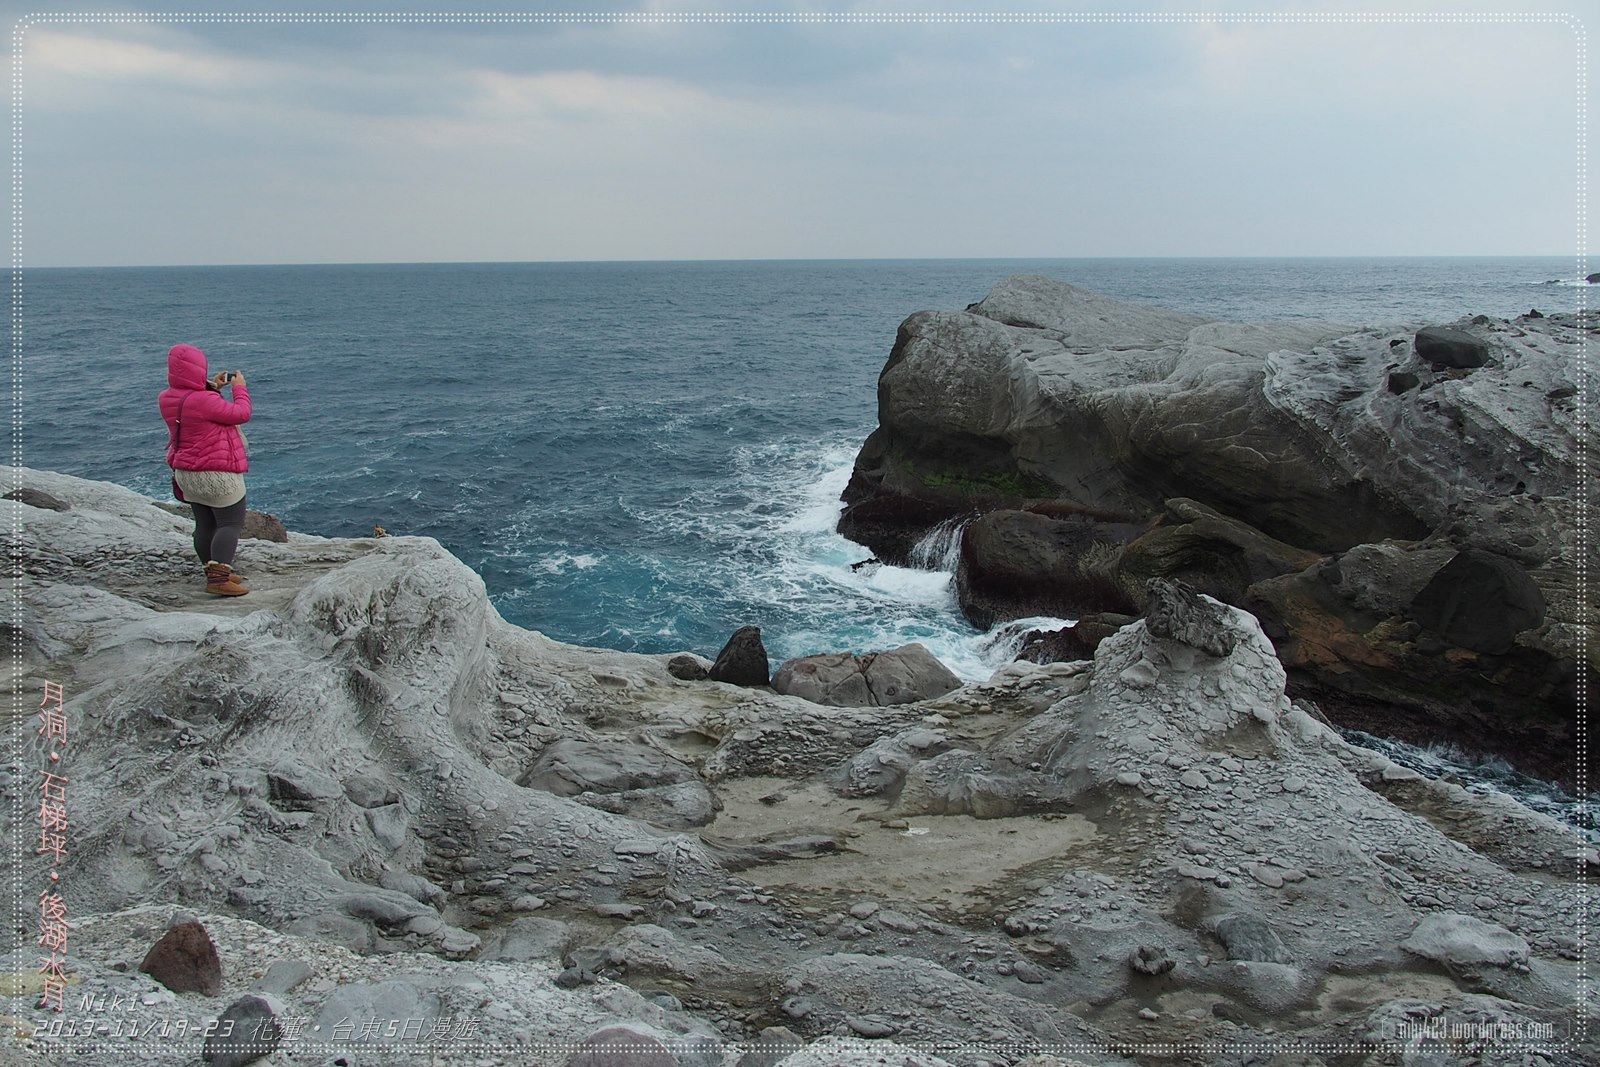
[242,510,288,543]
[140,920,223,996]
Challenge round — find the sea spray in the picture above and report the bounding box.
[906,515,973,572]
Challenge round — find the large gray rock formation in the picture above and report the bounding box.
[837,277,1596,785]
[4,468,1594,1067]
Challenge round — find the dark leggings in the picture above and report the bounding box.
[192,497,247,566]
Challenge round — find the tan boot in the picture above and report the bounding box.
[204,561,250,597]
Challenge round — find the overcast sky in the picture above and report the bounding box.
[2,2,1587,266]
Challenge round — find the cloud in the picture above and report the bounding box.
[7,8,1586,265]
[22,26,264,94]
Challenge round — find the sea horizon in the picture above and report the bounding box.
[20,252,1586,272]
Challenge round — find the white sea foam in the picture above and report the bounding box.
[537,552,602,575]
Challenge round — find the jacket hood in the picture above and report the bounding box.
[167,344,209,391]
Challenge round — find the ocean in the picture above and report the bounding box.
[14,256,1592,826]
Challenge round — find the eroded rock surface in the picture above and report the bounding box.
[4,468,1594,1067]
[837,277,1597,786]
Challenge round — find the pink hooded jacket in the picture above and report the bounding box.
[158,344,251,473]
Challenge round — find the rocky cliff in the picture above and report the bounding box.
[837,276,1597,787]
[3,468,1594,1067]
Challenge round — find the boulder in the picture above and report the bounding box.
[201,994,283,1067]
[837,277,1597,785]
[1213,913,1293,964]
[1413,325,1492,369]
[772,652,872,706]
[1247,545,1589,787]
[736,1027,805,1067]
[862,643,962,705]
[1407,548,1545,655]
[708,625,769,687]
[1385,370,1420,394]
[311,979,441,1051]
[666,653,711,681]
[1400,913,1529,968]
[566,1022,678,1067]
[576,780,719,828]
[1144,579,1241,659]
[480,916,570,963]
[772,645,961,708]
[139,920,223,996]
[241,509,289,543]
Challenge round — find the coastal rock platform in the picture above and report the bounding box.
[3,467,1595,1066]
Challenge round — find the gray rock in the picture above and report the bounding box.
[577,779,719,829]
[772,652,874,706]
[773,644,961,707]
[334,889,428,927]
[862,643,962,705]
[377,869,447,908]
[201,993,282,1067]
[520,738,697,796]
[566,1022,678,1067]
[845,1015,897,1038]
[736,1026,805,1067]
[1145,579,1241,658]
[1214,913,1293,964]
[708,625,769,687]
[1129,945,1175,976]
[365,803,409,850]
[480,916,569,963]
[833,728,949,797]
[1386,370,1420,394]
[310,979,441,1047]
[249,959,312,995]
[955,509,1143,627]
[565,945,628,980]
[266,767,343,809]
[342,773,396,808]
[1400,913,1530,968]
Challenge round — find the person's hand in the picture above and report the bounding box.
[208,371,229,389]
[228,370,246,388]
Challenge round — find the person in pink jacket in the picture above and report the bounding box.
[158,343,253,596]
